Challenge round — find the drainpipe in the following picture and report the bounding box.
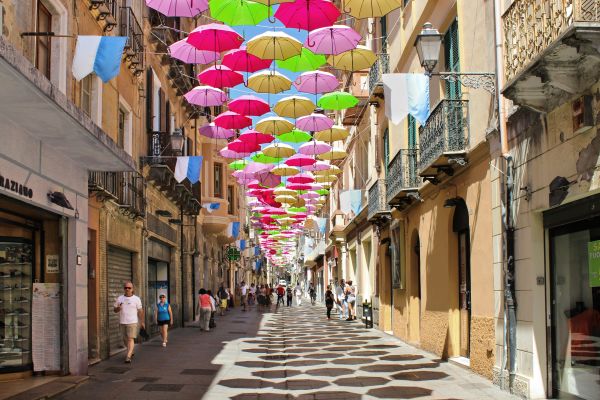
[504,156,517,391]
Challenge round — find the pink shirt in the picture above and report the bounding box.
[199,294,211,308]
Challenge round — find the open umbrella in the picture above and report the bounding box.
[273,96,316,119]
[246,31,303,61]
[313,125,349,142]
[214,111,252,130]
[303,160,331,171]
[317,91,359,110]
[293,70,339,94]
[255,170,282,188]
[187,23,244,52]
[327,45,377,71]
[274,187,297,196]
[255,117,295,135]
[274,0,340,31]
[317,147,347,160]
[209,0,271,26]
[247,70,292,94]
[199,123,236,139]
[344,0,401,19]
[305,25,361,55]
[271,165,300,176]
[275,48,326,72]
[285,153,316,167]
[296,113,334,132]
[228,95,270,116]
[288,172,315,184]
[277,129,312,144]
[287,183,312,190]
[314,174,338,183]
[239,130,275,146]
[146,0,207,17]
[169,39,219,64]
[228,139,261,153]
[262,143,296,158]
[222,47,273,72]
[197,65,244,88]
[314,164,342,175]
[298,140,332,155]
[184,86,227,107]
[252,151,283,164]
[229,160,249,170]
[219,147,252,158]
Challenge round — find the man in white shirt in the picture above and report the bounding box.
[240,281,248,311]
[335,279,347,320]
[294,283,302,306]
[113,281,144,363]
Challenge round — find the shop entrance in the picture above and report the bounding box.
[107,246,132,355]
[148,259,169,335]
[452,199,471,359]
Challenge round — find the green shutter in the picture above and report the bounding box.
[444,19,461,99]
[380,17,387,53]
[383,128,389,178]
[407,115,416,149]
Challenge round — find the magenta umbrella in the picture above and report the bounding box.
[294,71,339,94]
[187,23,244,52]
[296,113,334,132]
[146,0,207,17]
[197,65,244,88]
[214,111,252,130]
[287,183,312,190]
[239,130,275,146]
[228,139,261,153]
[184,86,227,106]
[219,146,252,158]
[274,0,340,31]
[298,140,332,155]
[303,160,331,171]
[305,25,361,55]
[228,95,270,116]
[285,153,316,167]
[222,47,273,73]
[199,123,235,139]
[169,39,219,64]
[288,172,315,184]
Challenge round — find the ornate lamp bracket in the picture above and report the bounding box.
[433,72,496,95]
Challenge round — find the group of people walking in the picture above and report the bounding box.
[324,279,357,321]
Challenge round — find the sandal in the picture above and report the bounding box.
[125,357,131,363]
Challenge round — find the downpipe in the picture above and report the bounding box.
[504,155,517,392]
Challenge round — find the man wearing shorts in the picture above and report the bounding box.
[114,281,144,363]
[240,281,248,311]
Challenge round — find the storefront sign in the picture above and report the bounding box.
[587,240,600,287]
[46,254,59,274]
[0,173,33,199]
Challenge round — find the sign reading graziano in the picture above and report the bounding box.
[0,173,34,199]
[587,240,600,287]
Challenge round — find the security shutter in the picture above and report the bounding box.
[107,246,133,355]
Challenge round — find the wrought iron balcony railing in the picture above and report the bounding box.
[89,171,146,218]
[386,149,420,204]
[369,53,389,93]
[503,0,600,83]
[149,9,181,53]
[119,7,144,76]
[418,99,469,173]
[89,0,118,32]
[367,179,390,221]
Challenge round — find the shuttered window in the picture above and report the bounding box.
[380,16,387,53]
[444,19,461,100]
[146,69,154,132]
[408,115,416,149]
[36,1,52,79]
[383,128,389,178]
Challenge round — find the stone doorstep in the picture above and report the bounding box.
[5,376,89,400]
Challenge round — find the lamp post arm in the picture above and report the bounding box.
[430,72,496,95]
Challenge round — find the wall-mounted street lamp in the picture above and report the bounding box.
[170,128,185,156]
[415,22,496,95]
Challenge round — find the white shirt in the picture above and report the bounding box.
[241,285,248,295]
[335,285,344,300]
[295,285,302,295]
[249,286,256,295]
[209,296,216,310]
[115,294,142,325]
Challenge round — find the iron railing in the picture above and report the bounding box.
[503,0,600,83]
[89,171,146,217]
[119,7,144,75]
[168,60,195,96]
[386,149,420,203]
[367,179,390,220]
[418,99,469,173]
[369,53,389,92]
[89,0,118,31]
[148,9,181,52]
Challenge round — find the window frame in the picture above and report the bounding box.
[214,163,223,198]
[36,0,52,80]
[227,185,235,214]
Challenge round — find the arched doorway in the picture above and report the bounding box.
[453,199,471,358]
[410,230,421,343]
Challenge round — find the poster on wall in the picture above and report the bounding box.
[587,240,600,287]
[46,254,59,274]
[32,283,61,371]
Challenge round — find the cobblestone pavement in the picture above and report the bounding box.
[55,303,518,400]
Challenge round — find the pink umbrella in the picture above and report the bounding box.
[187,23,244,52]
[305,25,361,55]
[228,139,261,153]
[285,153,316,167]
[310,183,324,190]
[169,39,219,64]
[228,95,270,116]
[199,123,236,139]
[303,160,331,171]
[306,204,317,213]
[239,130,275,146]
[146,0,207,17]
[287,183,312,190]
[288,172,315,184]
[214,111,252,130]
[274,0,340,31]
[246,162,274,174]
[219,147,252,158]
[294,71,339,94]
[300,191,320,199]
[222,47,273,73]
[265,207,287,215]
[298,140,332,155]
[296,113,334,132]
[184,86,227,106]
[255,170,281,188]
[247,180,263,189]
[197,65,244,88]
[237,177,255,185]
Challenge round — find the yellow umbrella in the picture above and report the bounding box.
[246,31,302,61]
[274,186,297,196]
[273,95,316,118]
[255,116,295,135]
[291,197,306,207]
[247,70,292,94]
[320,182,332,189]
[263,143,296,158]
[344,0,401,19]
[317,147,348,160]
[271,165,300,176]
[314,165,342,175]
[327,45,377,71]
[275,195,297,204]
[278,217,296,225]
[314,125,349,142]
[315,174,338,183]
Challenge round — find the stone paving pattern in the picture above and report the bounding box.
[54,303,519,400]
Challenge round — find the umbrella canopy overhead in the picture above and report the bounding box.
[229,160,249,170]
[327,45,377,71]
[293,70,339,94]
[344,0,401,19]
[255,116,295,135]
[199,123,236,139]
[197,65,244,88]
[271,165,300,176]
[184,86,227,107]
[313,125,349,142]
[214,111,252,130]
[298,140,332,155]
[238,130,275,146]
[252,151,284,164]
[305,25,361,55]
[317,91,359,110]
[317,147,348,160]
[262,143,296,158]
[275,48,326,72]
[169,39,219,64]
[273,96,316,118]
[228,139,261,153]
[296,113,334,131]
[221,47,273,72]
[187,23,244,52]
[287,172,315,184]
[246,31,303,61]
[277,129,312,143]
[209,0,271,26]
[274,0,340,31]
[228,95,270,116]
[285,153,316,167]
[219,147,252,158]
[247,70,293,94]
[146,0,207,17]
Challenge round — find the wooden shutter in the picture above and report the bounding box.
[383,128,389,178]
[444,19,461,100]
[146,69,153,132]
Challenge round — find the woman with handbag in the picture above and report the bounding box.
[154,294,173,347]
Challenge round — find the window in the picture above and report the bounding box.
[118,98,133,155]
[444,19,461,100]
[383,128,389,178]
[227,185,234,214]
[407,115,416,149]
[118,108,126,149]
[36,1,52,79]
[380,16,387,53]
[214,163,223,198]
[81,75,92,117]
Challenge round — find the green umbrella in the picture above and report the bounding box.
[252,151,283,164]
[268,230,281,234]
[316,189,329,195]
[317,91,359,110]
[288,207,307,212]
[229,160,249,170]
[210,0,271,26]
[277,129,312,144]
[276,48,326,72]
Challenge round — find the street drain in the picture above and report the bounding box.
[103,367,130,374]
[132,377,159,382]
[139,384,184,392]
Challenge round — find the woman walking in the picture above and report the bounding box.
[154,294,173,347]
[197,289,214,331]
[325,285,335,319]
[345,281,357,321]
[217,286,228,316]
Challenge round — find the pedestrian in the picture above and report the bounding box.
[240,281,248,311]
[266,284,273,307]
[248,283,256,306]
[325,285,335,319]
[113,281,144,363]
[346,280,357,321]
[207,290,217,329]
[197,289,214,331]
[153,294,173,347]
[335,279,347,320]
[226,287,234,309]
[276,284,285,306]
[294,283,302,306]
[257,284,265,311]
[286,286,293,307]
[217,285,228,316]
[309,283,316,305]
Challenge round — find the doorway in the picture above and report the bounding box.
[453,199,471,358]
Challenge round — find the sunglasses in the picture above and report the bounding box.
[124,287,133,289]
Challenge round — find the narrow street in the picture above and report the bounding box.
[55,303,516,400]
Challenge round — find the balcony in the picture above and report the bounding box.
[342,71,369,126]
[88,171,146,218]
[89,0,118,32]
[368,53,389,98]
[418,99,469,179]
[140,131,201,215]
[386,149,420,207]
[168,60,195,96]
[149,9,181,54]
[503,0,600,111]
[367,179,390,223]
[119,7,144,76]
